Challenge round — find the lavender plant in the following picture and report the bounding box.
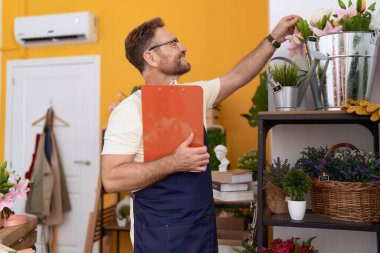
[296,146,328,178]
[296,146,380,182]
[265,157,291,188]
[325,149,380,182]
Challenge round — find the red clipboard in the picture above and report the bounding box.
[142,85,204,162]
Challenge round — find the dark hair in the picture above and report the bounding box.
[125,17,165,73]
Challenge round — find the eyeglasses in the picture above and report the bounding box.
[148,38,179,51]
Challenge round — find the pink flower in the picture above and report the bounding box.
[286,27,305,57]
[335,4,357,20]
[312,21,342,36]
[9,178,30,201]
[0,193,14,212]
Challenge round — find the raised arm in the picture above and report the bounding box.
[102,133,210,192]
[216,15,299,104]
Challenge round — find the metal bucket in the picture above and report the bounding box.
[273,86,299,111]
[306,32,380,110]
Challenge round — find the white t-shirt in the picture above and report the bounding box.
[101,78,220,244]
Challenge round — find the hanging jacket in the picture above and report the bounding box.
[25,128,71,225]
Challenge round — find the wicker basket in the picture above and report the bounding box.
[310,143,380,222]
[265,182,288,214]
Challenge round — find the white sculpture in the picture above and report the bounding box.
[214,144,229,172]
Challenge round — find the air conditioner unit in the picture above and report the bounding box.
[14,12,97,47]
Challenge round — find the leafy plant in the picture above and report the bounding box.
[283,170,311,201]
[296,18,313,42]
[265,158,291,188]
[117,205,130,219]
[269,63,301,87]
[238,149,258,180]
[233,244,257,253]
[296,146,380,182]
[241,72,268,128]
[295,146,328,178]
[325,149,380,182]
[206,128,226,170]
[263,236,318,253]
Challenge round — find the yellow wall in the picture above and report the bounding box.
[1,0,268,251]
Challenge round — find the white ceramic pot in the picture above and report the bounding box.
[287,200,306,220]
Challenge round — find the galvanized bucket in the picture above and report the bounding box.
[306,32,380,110]
[273,86,299,111]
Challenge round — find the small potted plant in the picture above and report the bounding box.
[115,196,130,227]
[264,158,291,214]
[283,169,311,220]
[267,62,304,111]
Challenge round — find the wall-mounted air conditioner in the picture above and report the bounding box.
[14,11,97,47]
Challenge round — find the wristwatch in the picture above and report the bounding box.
[267,34,281,49]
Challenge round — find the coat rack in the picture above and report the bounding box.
[31,107,69,127]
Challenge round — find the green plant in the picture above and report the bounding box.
[233,244,257,253]
[269,63,301,87]
[117,205,130,219]
[265,158,291,188]
[283,170,311,201]
[296,145,380,182]
[238,149,258,180]
[241,72,268,128]
[206,128,226,170]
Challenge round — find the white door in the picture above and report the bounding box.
[5,56,100,253]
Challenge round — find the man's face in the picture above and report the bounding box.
[149,28,191,76]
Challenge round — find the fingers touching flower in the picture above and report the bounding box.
[370,10,380,30]
[312,21,342,37]
[336,4,357,20]
[310,8,332,27]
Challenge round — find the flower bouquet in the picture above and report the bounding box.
[0,161,31,225]
[296,144,380,221]
[287,0,380,110]
[263,236,318,253]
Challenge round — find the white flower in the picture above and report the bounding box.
[310,8,332,27]
[370,10,380,30]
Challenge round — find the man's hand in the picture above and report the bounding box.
[271,15,299,43]
[171,133,210,172]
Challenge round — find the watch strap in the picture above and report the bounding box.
[267,34,281,49]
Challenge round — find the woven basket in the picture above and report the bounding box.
[265,182,288,214]
[310,143,380,222]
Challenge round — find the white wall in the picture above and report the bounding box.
[269,0,379,252]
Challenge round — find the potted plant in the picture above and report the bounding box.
[283,169,311,220]
[264,158,291,214]
[296,143,380,221]
[267,62,304,111]
[263,236,318,253]
[238,149,258,182]
[115,196,130,227]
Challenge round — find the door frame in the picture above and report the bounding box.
[5,55,101,167]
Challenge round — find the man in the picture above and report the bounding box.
[102,16,298,253]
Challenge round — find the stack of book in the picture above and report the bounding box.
[212,169,254,202]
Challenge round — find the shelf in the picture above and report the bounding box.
[103,221,130,232]
[214,199,254,208]
[264,209,380,232]
[257,111,380,252]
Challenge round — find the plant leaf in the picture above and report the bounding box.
[368,2,376,12]
[348,0,352,7]
[338,0,347,9]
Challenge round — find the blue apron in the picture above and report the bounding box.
[133,129,218,253]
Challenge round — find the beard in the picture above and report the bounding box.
[159,53,191,76]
